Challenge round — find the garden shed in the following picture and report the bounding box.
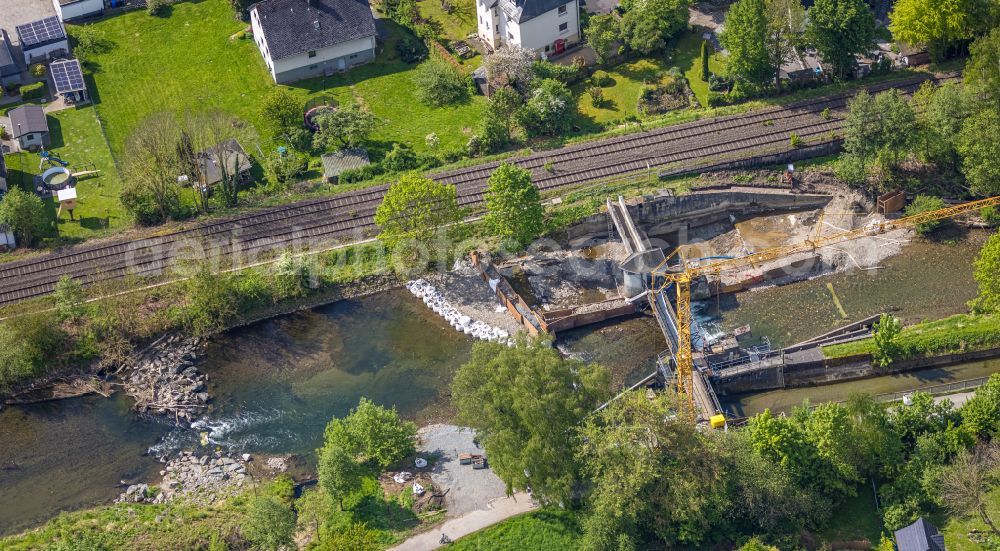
[8,104,50,151]
[894,517,945,551]
[196,139,253,187]
[321,148,370,183]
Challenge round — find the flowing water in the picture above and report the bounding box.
[0,229,995,534]
[0,290,471,534]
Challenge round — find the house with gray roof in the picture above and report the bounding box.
[8,104,50,151]
[0,31,19,87]
[894,517,946,551]
[250,0,377,84]
[321,148,369,183]
[477,0,580,56]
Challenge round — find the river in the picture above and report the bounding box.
[0,290,471,535]
[0,229,995,535]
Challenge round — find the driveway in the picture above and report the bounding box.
[390,493,537,551]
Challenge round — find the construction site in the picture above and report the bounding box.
[439,172,999,426]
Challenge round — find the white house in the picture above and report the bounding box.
[15,16,70,65]
[52,0,105,21]
[477,0,580,57]
[250,0,377,84]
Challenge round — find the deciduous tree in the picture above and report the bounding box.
[621,0,689,55]
[374,174,460,248]
[960,374,1000,438]
[889,0,997,61]
[323,397,417,471]
[412,59,468,107]
[517,78,574,137]
[957,107,1000,197]
[317,442,365,509]
[805,0,877,80]
[970,231,1000,315]
[722,0,805,90]
[242,495,296,550]
[53,276,85,322]
[480,86,522,151]
[484,162,543,248]
[586,14,621,63]
[936,443,1000,537]
[452,338,609,504]
[871,313,902,366]
[259,88,303,138]
[0,187,48,247]
[966,28,1000,108]
[312,103,380,150]
[578,391,725,549]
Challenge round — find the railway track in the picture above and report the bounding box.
[0,73,957,308]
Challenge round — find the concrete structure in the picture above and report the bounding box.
[15,16,69,65]
[894,518,945,551]
[477,0,580,56]
[0,32,20,86]
[250,0,377,84]
[8,104,50,150]
[52,0,105,21]
[321,148,369,183]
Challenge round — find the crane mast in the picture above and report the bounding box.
[651,195,1000,414]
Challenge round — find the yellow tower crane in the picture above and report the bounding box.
[650,195,1000,415]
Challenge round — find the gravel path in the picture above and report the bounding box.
[417,424,510,516]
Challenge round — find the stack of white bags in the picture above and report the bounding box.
[406,279,513,345]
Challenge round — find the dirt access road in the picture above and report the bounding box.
[0,74,953,308]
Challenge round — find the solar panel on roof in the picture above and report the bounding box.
[16,16,66,48]
[50,59,86,93]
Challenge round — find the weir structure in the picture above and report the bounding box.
[606,191,1000,426]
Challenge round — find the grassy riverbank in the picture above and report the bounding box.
[823,313,1000,360]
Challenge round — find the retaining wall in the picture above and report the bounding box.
[716,346,1000,394]
[565,189,833,242]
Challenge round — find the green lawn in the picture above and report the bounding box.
[940,487,1000,550]
[823,314,1000,359]
[450,509,582,550]
[673,29,726,107]
[574,58,671,124]
[287,20,486,154]
[3,105,124,241]
[74,0,484,161]
[417,0,476,43]
[572,30,726,126]
[818,491,884,545]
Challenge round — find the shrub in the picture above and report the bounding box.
[70,26,114,61]
[19,80,47,101]
[30,64,46,78]
[590,70,613,87]
[0,187,49,246]
[382,143,419,172]
[517,78,574,137]
[905,195,948,235]
[707,73,730,92]
[339,162,385,184]
[243,496,296,550]
[412,59,468,107]
[587,86,604,107]
[146,0,169,16]
[700,40,710,81]
[981,206,1000,227]
[532,60,580,83]
[790,133,803,148]
[871,313,902,367]
[0,312,67,392]
[395,32,428,64]
[54,276,86,322]
[263,150,307,188]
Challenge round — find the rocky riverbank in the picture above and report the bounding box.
[115,452,290,507]
[121,336,209,424]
